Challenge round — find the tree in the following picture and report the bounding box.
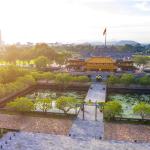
[55,73,72,84]
[55,52,72,65]
[133,102,150,119]
[139,75,150,85]
[6,97,35,112]
[107,75,118,85]
[17,75,36,86]
[103,101,122,121]
[56,96,77,114]
[133,55,149,65]
[34,56,49,68]
[33,43,57,60]
[35,98,52,113]
[120,74,134,85]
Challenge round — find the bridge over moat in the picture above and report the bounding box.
[69,83,106,140]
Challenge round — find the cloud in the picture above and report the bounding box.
[135,1,150,11]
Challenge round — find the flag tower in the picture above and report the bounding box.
[103,28,107,47]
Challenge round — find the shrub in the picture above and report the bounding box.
[6,97,35,112]
[107,75,118,85]
[74,76,89,82]
[120,74,134,85]
[133,102,150,119]
[104,101,122,121]
[55,73,72,84]
[139,75,150,85]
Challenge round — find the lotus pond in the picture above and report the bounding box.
[25,90,86,114]
[108,94,150,118]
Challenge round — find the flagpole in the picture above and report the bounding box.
[105,31,107,48]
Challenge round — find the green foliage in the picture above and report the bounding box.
[107,75,118,85]
[55,73,89,84]
[133,102,150,119]
[74,76,89,82]
[6,97,35,112]
[17,75,36,86]
[55,52,71,65]
[56,96,77,114]
[31,71,55,81]
[0,66,28,84]
[133,55,150,65]
[55,73,72,84]
[107,74,150,86]
[109,94,150,118]
[34,56,49,68]
[104,101,122,121]
[139,75,150,85]
[35,98,52,113]
[1,43,72,66]
[120,74,134,85]
[0,75,35,98]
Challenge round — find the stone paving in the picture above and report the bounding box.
[1,132,150,150]
[85,82,106,102]
[105,122,150,142]
[0,114,73,135]
[69,83,105,139]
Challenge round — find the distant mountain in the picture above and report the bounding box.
[115,40,140,46]
[83,40,140,46]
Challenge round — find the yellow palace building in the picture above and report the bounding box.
[67,57,117,72]
[85,57,117,71]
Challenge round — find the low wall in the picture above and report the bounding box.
[36,81,90,91]
[107,84,150,94]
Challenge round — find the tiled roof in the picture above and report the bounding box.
[86,57,115,63]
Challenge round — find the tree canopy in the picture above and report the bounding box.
[56,96,77,114]
[6,97,35,112]
[133,102,150,119]
[34,56,49,68]
[35,98,52,113]
[104,101,122,120]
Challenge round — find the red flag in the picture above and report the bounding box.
[103,28,107,36]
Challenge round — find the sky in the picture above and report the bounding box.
[0,0,150,44]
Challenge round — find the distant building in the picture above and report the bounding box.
[116,59,135,71]
[67,59,85,71]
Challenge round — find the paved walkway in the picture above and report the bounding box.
[1,132,150,150]
[69,83,106,140]
[85,82,106,102]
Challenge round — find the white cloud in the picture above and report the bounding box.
[134,0,150,11]
[0,0,150,43]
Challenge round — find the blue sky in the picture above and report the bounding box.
[0,0,150,44]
